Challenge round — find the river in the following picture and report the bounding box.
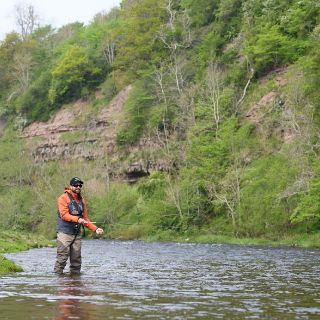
[1,240,320,319]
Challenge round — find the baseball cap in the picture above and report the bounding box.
[70,177,84,186]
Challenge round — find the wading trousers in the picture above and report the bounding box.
[54,232,81,275]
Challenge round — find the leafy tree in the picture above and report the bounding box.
[51,22,84,47]
[116,79,155,145]
[279,0,320,38]
[0,32,22,102]
[30,25,55,71]
[49,45,101,104]
[291,161,320,224]
[16,71,52,122]
[246,25,303,75]
[181,0,217,27]
[239,154,298,236]
[196,0,242,73]
[114,0,168,80]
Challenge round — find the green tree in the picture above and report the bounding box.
[49,45,101,104]
[0,32,22,104]
[114,0,167,81]
[246,25,302,74]
[17,71,52,122]
[280,0,320,38]
[181,0,217,27]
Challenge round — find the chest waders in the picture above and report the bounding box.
[54,192,84,275]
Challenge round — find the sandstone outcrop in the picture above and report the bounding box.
[22,85,169,182]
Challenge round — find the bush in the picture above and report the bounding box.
[16,71,53,122]
[291,161,320,224]
[116,80,155,145]
[246,25,304,75]
[88,183,140,226]
[239,155,298,236]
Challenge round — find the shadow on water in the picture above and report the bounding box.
[1,240,320,319]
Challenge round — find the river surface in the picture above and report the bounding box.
[1,240,320,319]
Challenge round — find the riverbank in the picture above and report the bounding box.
[1,227,319,274]
[0,231,53,273]
[145,231,320,248]
[106,224,320,248]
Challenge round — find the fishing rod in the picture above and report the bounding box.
[91,221,140,226]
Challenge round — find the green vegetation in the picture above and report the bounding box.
[0,231,53,274]
[0,256,23,273]
[0,0,320,248]
[0,231,52,253]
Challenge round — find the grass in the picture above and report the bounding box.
[133,227,320,248]
[0,255,23,273]
[0,230,53,253]
[0,230,54,274]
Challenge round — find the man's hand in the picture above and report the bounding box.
[96,228,104,235]
[78,218,89,226]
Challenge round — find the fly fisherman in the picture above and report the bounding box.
[54,177,104,275]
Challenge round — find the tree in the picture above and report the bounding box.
[11,51,33,93]
[15,3,40,40]
[49,45,99,104]
[0,32,21,100]
[115,0,167,78]
[181,0,217,27]
[246,25,301,75]
[202,63,224,136]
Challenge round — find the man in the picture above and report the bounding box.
[54,177,104,275]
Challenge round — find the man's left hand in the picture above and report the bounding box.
[96,228,104,235]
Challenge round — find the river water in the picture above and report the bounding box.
[1,240,320,319]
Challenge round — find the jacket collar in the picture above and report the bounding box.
[64,188,81,200]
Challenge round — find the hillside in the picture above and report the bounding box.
[0,0,320,245]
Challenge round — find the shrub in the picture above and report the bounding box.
[246,25,304,75]
[16,71,53,122]
[116,80,155,145]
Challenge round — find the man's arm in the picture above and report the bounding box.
[58,194,79,223]
[79,200,104,234]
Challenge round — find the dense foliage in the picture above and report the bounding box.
[0,0,320,243]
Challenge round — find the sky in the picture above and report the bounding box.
[0,0,122,41]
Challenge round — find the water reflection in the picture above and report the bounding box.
[54,276,95,320]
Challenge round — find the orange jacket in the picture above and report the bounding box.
[57,188,97,232]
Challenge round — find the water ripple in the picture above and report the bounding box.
[1,240,320,319]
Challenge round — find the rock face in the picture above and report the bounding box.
[33,139,102,161]
[23,86,131,161]
[22,85,169,181]
[244,67,297,143]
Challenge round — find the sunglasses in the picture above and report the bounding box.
[73,184,83,188]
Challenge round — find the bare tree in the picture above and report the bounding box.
[208,159,242,232]
[236,56,254,111]
[102,38,116,65]
[207,139,250,233]
[12,52,33,92]
[201,62,224,137]
[154,64,168,105]
[157,0,192,96]
[15,3,40,40]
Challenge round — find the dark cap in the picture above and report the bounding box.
[70,177,84,186]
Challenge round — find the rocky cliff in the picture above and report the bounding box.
[22,85,169,182]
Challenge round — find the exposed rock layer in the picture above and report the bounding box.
[22,85,169,181]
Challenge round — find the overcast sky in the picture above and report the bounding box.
[0,0,121,41]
